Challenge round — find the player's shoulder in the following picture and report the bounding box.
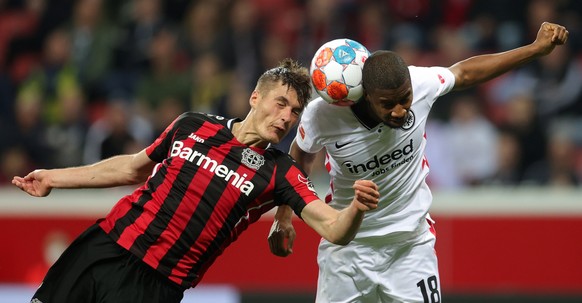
[408,65,451,78]
[408,65,455,95]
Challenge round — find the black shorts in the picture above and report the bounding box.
[31,223,185,303]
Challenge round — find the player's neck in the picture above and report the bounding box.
[352,100,382,126]
[231,121,269,149]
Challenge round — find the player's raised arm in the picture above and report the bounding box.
[450,22,568,91]
[12,149,156,197]
[300,180,379,246]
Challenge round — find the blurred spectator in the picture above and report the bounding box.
[66,0,118,102]
[483,129,523,186]
[353,1,389,52]
[425,26,473,120]
[17,27,80,125]
[114,0,166,73]
[13,26,89,168]
[135,26,190,120]
[0,71,15,124]
[499,94,548,181]
[0,146,35,184]
[215,80,252,119]
[522,132,580,187]
[0,86,52,182]
[222,0,265,90]
[446,94,499,186]
[108,0,167,98]
[189,51,231,114]
[83,99,153,164]
[0,0,43,75]
[260,33,293,73]
[44,84,88,168]
[464,0,528,52]
[294,0,349,64]
[180,0,229,62]
[527,44,582,118]
[425,119,463,189]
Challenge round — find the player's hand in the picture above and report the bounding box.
[533,22,569,56]
[268,207,296,257]
[352,179,379,211]
[12,169,53,197]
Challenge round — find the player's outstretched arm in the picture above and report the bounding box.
[268,140,319,257]
[450,22,569,91]
[12,149,156,197]
[300,180,379,245]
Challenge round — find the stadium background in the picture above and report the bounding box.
[0,0,581,302]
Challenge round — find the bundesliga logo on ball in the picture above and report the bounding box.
[310,38,370,106]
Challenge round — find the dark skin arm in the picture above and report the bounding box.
[450,22,568,91]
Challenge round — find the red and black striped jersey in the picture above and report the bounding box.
[99,112,320,288]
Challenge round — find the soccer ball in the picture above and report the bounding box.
[310,38,370,106]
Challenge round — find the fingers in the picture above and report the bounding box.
[353,180,380,211]
[353,180,379,198]
[286,229,295,253]
[11,177,24,190]
[268,223,294,257]
[543,22,569,45]
[269,232,292,257]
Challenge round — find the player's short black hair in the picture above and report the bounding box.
[362,50,410,93]
[256,58,312,109]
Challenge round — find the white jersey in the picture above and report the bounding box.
[296,66,455,239]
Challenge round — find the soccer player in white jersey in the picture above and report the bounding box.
[268,22,568,303]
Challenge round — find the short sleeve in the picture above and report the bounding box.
[294,99,326,153]
[145,113,187,162]
[273,153,320,218]
[408,66,456,107]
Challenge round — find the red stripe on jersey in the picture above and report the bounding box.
[116,158,182,251]
[298,124,305,140]
[422,155,430,169]
[100,195,137,234]
[324,153,332,203]
[422,132,429,169]
[141,121,225,271]
[284,166,320,207]
[166,139,253,282]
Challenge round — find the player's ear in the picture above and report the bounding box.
[249,90,260,108]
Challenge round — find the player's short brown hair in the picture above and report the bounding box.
[256,58,312,109]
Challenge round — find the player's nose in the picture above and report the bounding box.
[391,105,407,118]
[280,107,293,122]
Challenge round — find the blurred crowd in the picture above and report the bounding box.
[0,0,581,189]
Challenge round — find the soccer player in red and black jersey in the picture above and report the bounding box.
[12,58,380,303]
